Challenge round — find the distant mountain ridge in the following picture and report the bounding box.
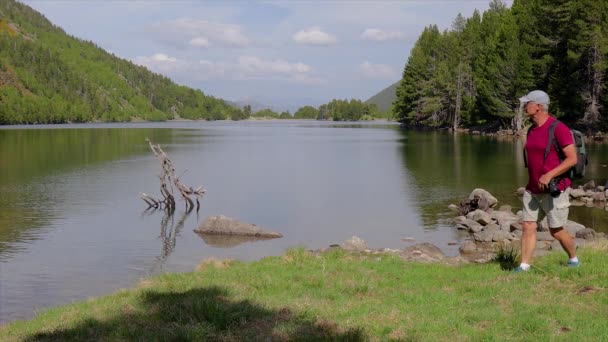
[365,81,399,113]
[0,0,240,124]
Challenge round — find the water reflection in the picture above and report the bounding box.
[0,128,176,260]
[397,130,608,232]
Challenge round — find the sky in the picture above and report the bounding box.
[24,0,512,112]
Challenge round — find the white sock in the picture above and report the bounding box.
[569,257,579,263]
[519,263,530,270]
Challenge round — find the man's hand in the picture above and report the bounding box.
[539,173,552,190]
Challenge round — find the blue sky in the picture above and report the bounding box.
[24,0,512,112]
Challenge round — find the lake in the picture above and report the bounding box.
[1,121,607,323]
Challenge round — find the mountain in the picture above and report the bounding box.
[0,0,240,124]
[365,81,400,113]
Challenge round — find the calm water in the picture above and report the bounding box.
[1,121,607,323]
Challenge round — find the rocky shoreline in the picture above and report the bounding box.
[195,190,606,267]
[310,187,607,266]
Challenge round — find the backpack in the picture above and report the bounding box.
[523,120,588,179]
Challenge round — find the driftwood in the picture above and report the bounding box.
[140,138,205,211]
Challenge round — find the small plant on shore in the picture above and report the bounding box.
[493,242,520,270]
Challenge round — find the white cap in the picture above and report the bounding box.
[519,90,550,105]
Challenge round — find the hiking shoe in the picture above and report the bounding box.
[513,266,529,273]
[567,260,581,268]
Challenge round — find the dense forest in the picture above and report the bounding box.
[393,0,608,131]
[0,0,244,124]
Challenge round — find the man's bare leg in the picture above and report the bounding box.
[521,221,538,265]
[550,227,576,258]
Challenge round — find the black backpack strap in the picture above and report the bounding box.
[544,120,561,162]
[523,125,534,168]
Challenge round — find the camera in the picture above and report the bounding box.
[548,178,561,198]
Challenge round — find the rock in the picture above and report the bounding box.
[550,240,562,251]
[537,217,549,232]
[483,223,500,233]
[498,220,511,232]
[576,228,596,240]
[456,224,468,230]
[537,231,554,241]
[468,224,483,234]
[492,211,519,226]
[342,236,369,251]
[536,240,552,250]
[598,186,605,192]
[473,230,494,242]
[454,216,467,225]
[583,180,596,190]
[401,237,416,242]
[593,192,606,202]
[492,230,513,242]
[565,220,585,236]
[459,241,477,254]
[498,205,513,213]
[400,243,446,263]
[585,190,595,197]
[448,204,460,212]
[570,188,586,199]
[516,187,526,196]
[468,189,498,208]
[195,215,283,238]
[510,222,523,232]
[448,241,459,246]
[511,230,522,239]
[575,238,588,248]
[467,209,492,226]
[597,232,606,239]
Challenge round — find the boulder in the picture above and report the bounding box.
[473,230,494,242]
[510,222,523,232]
[565,220,585,236]
[400,243,446,263]
[468,189,498,208]
[459,241,477,254]
[448,204,460,213]
[583,180,596,190]
[576,228,596,240]
[516,187,526,196]
[498,205,513,213]
[492,230,513,242]
[454,216,467,225]
[342,236,369,252]
[536,231,554,241]
[570,188,586,199]
[466,209,492,226]
[195,215,283,238]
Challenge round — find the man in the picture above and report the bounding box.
[516,90,579,272]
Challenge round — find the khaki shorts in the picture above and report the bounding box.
[522,189,570,228]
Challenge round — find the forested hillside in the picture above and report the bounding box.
[365,81,399,113]
[0,0,243,124]
[393,0,608,131]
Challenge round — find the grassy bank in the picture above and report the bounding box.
[2,243,608,341]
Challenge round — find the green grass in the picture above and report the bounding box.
[2,243,608,341]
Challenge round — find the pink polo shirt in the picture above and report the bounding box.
[525,116,573,194]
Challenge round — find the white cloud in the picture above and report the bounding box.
[132,53,321,83]
[149,18,249,48]
[133,53,177,68]
[189,37,210,48]
[293,26,337,45]
[358,61,398,79]
[361,28,405,41]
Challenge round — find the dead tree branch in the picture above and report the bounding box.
[140,138,206,211]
